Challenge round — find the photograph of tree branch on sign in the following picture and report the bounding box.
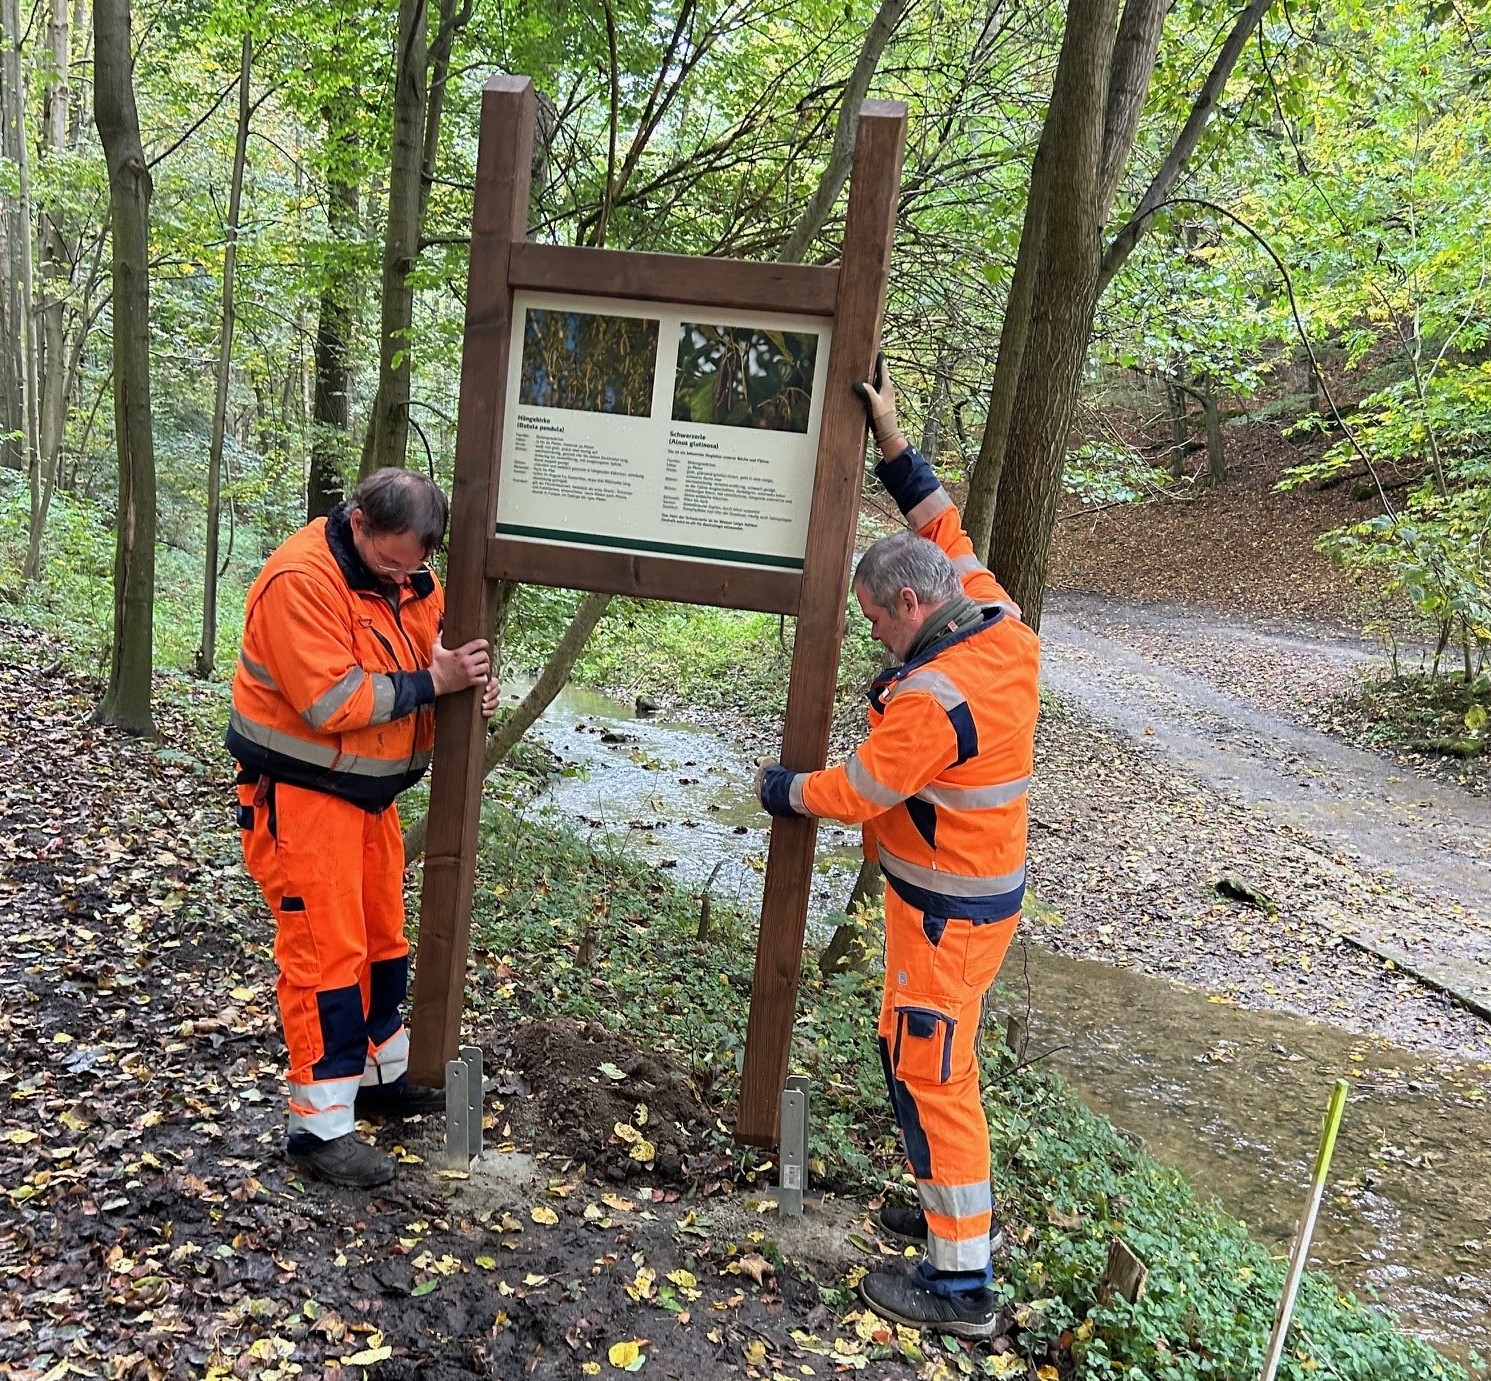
[519,308,660,416]
[672,324,819,433]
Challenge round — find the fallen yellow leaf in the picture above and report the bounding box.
[531,1205,559,1226]
[608,1339,642,1368]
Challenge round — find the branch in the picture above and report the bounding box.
[778,0,911,264]
[1097,0,1274,293]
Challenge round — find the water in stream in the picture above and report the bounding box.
[512,682,1491,1361]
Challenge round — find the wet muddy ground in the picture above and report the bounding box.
[0,646,997,1380]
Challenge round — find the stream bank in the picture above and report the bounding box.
[516,677,1491,1361]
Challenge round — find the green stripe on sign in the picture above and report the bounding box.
[495,523,805,571]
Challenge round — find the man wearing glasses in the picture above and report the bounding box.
[227,468,497,1187]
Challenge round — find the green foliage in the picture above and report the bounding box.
[0,470,253,678]
[556,595,881,725]
[465,803,1468,1381]
[1063,441,1175,506]
[1281,366,1491,658]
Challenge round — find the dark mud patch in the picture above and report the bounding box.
[497,1017,710,1184]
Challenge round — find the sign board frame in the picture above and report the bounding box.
[407,74,907,1148]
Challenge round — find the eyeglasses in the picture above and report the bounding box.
[365,548,430,581]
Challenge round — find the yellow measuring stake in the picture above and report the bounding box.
[1258,1078,1350,1381]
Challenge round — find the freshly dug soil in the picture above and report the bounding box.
[499,1018,711,1184]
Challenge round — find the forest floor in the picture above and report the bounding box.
[0,629,1000,1381]
[5,414,1489,1380]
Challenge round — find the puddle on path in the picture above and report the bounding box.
[512,681,1491,1361]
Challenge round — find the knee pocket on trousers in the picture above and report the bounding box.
[892,1004,957,1086]
[274,896,321,988]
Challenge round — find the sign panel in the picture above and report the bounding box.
[495,290,833,571]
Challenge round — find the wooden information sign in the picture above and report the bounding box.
[408,74,906,1149]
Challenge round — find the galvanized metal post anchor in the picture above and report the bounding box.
[442,1046,484,1172]
[460,1044,483,1159]
[778,1075,810,1215]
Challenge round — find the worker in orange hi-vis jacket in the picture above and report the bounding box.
[227,468,499,1189]
[755,355,1040,1339]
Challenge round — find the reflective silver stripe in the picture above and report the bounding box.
[230,706,430,778]
[925,1227,993,1273]
[915,775,1029,811]
[238,651,277,690]
[787,773,808,814]
[233,704,339,767]
[886,668,966,712]
[286,1076,358,1140]
[919,1178,992,1220]
[304,667,367,729]
[951,553,987,577]
[369,674,396,726]
[361,1028,409,1087]
[993,599,1022,621]
[846,751,904,808]
[878,844,1025,899]
[906,487,954,530]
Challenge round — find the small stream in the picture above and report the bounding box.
[510,682,1491,1362]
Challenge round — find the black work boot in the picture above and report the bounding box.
[860,1271,1005,1339]
[354,1079,446,1120]
[877,1204,1006,1255]
[287,1133,395,1188]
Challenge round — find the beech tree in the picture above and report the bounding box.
[962,0,1273,628]
[93,0,155,734]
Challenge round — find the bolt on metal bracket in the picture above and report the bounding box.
[778,1074,810,1216]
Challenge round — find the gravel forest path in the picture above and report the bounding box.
[1036,593,1491,1023]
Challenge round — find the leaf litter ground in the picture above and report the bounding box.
[0,625,1009,1380]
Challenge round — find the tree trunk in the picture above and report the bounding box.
[92,0,156,736]
[67,0,88,146]
[1096,0,1274,294]
[978,0,1271,613]
[361,0,427,477]
[1202,383,1224,483]
[0,0,22,477]
[196,35,251,678]
[308,91,359,518]
[819,854,882,976]
[25,0,71,579]
[987,0,1119,628]
[1166,376,1188,478]
[778,0,910,264]
[402,591,612,858]
[3,0,41,509]
[960,109,1056,554]
[308,177,356,517]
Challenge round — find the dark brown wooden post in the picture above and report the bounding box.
[735,101,907,1146]
[408,76,536,1087]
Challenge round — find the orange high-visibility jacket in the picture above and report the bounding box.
[763,446,1040,921]
[226,506,444,812]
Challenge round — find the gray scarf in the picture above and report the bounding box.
[905,592,985,663]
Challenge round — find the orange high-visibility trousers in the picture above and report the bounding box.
[877,890,1018,1283]
[236,778,411,1140]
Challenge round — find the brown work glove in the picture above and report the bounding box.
[852,352,903,452]
[752,756,778,804]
